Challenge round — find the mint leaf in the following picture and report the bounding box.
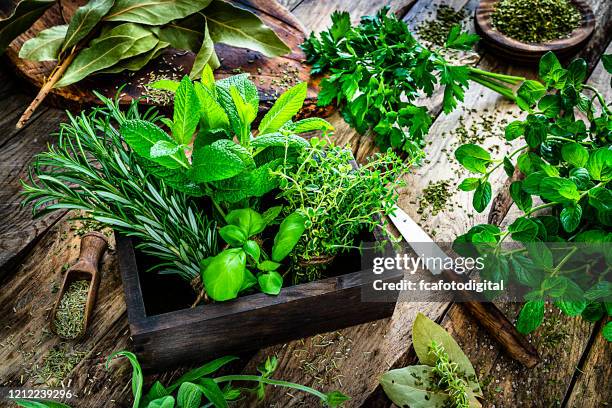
[259,82,308,134]
[561,142,589,168]
[150,140,180,158]
[455,144,491,174]
[516,300,545,334]
[560,204,582,233]
[172,76,200,145]
[191,139,247,183]
[121,119,186,169]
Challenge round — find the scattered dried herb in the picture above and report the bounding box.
[35,345,87,386]
[53,280,89,339]
[491,0,582,43]
[417,5,467,47]
[418,180,453,218]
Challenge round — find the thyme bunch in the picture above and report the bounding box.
[429,341,470,408]
[21,95,218,283]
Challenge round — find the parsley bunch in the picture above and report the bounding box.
[454,52,612,341]
[302,8,524,158]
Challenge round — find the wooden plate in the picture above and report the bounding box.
[475,0,595,64]
[3,0,330,117]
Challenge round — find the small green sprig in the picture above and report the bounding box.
[429,341,470,408]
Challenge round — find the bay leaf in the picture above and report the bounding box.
[105,0,212,26]
[19,24,67,61]
[189,19,220,80]
[156,13,204,51]
[99,40,169,74]
[206,0,290,57]
[0,0,55,54]
[62,0,114,51]
[55,23,149,87]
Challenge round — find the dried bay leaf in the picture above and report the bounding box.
[156,13,204,51]
[55,23,153,87]
[206,0,289,58]
[380,365,449,408]
[189,19,219,80]
[0,0,55,53]
[105,0,212,26]
[99,40,169,74]
[19,24,67,61]
[62,0,114,51]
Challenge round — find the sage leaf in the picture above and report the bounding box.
[0,0,55,54]
[146,396,175,408]
[176,382,202,408]
[206,0,290,57]
[105,0,212,26]
[121,119,187,169]
[197,379,228,408]
[201,248,245,301]
[167,356,238,392]
[258,271,283,295]
[271,211,306,262]
[173,76,200,145]
[55,23,154,87]
[412,313,480,396]
[62,0,114,51]
[19,24,67,61]
[259,82,308,135]
[191,139,247,183]
[190,19,220,79]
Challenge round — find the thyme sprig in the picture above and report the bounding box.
[429,341,470,408]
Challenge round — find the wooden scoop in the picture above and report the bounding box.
[50,231,108,340]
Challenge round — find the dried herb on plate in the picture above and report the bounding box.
[454,52,612,341]
[491,0,582,43]
[380,313,483,408]
[16,0,290,128]
[302,8,525,158]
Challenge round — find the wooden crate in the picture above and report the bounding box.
[116,233,399,372]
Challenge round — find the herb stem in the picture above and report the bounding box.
[468,74,517,101]
[213,375,328,400]
[583,84,611,114]
[468,67,525,85]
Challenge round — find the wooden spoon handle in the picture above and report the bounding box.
[76,231,108,269]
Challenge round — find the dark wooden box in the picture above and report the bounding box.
[116,233,399,372]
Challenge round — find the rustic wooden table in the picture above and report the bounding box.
[1,0,611,407]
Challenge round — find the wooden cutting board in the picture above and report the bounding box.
[4,0,330,117]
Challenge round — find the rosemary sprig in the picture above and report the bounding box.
[21,95,218,284]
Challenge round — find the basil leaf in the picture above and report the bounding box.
[258,271,283,295]
[105,0,213,26]
[243,240,260,262]
[561,142,588,168]
[206,0,290,57]
[271,212,306,262]
[516,300,545,334]
[240,269,257,292]
[258,260,281,272]
[177,382,202,408]
[0,0,55,54]
[201,248,246,301]
[219,225,247,246]
[560,204,582,233]
[225,208,266,237]
[62,0,114,51]
[259,82,308,135]
[19,25,67,61]
[173,76,200,145]
[191,139,248,183]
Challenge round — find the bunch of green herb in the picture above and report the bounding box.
[453,52,612,341]
[491,0,582,43]
[301,8,525,158]
[12,350,350,408]
[21,94,219,285]
[274,137,406,283]
[16,0,290,127]
[380,313,482,408]
[53,280,89,339]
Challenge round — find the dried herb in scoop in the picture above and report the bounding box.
[54,279,89,339]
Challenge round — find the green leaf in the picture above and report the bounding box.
[219,225,247,246]
[173,76,200,145]
[100,40,170,74]
[525,242,553,269]
[585,282,612,301]
[56,23,153,87]
[566,58,587,87]
[586,148,612,181]
[146,396,175,408]
[105,0,213,25]
[271,212,306,262]
[458,177,479,191]
[503,156,515,177]
[537,94,561,118]
[539,51,562,83]
[569,167,591,190]
[201,249,246,301]
[505,120,525,141]
[144,381,170,405]
[191,139,248,183]
[262,206,283,225]
[522,171,545,194]
[524,114,548,147]
[106,351,143,408]
[508,217,538,241]
[539,177,580,203]
[582,302,605,322]
[12,400,72,408]
[510,181,532,211]
[0,0,55,54]
[149,79,179,92]
[150,140,181,158]
[177,382,202,408]
[258,271,283,295]
[240,269,257,292]
[19,25,67,61]
[258,260,281,272]
[324,391,351,408]
[62,0,115,51]
[473,180,492,213]
[560,204,582,233]
[445,24,479,50]
[206,0,290,57]
[251,133,309,149]
[167,356,238,392]
[121,119,187,169]
[556,300,586,317]
[510,255,542,287]
[156,13,203,51]
[197,378,228,408]
[517,80,546,109]
[561,142,589,168]
[603,322,612,341]
[281,117,334,133]
[190,19,221,79]
[194,80,230,131]
[243,240,260,262]
[455,144,491,174]
[516,300,545,334]
[411,313,481,394]
[259,82,308,134]
[216,73,259,112]
[225,208,266,236]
